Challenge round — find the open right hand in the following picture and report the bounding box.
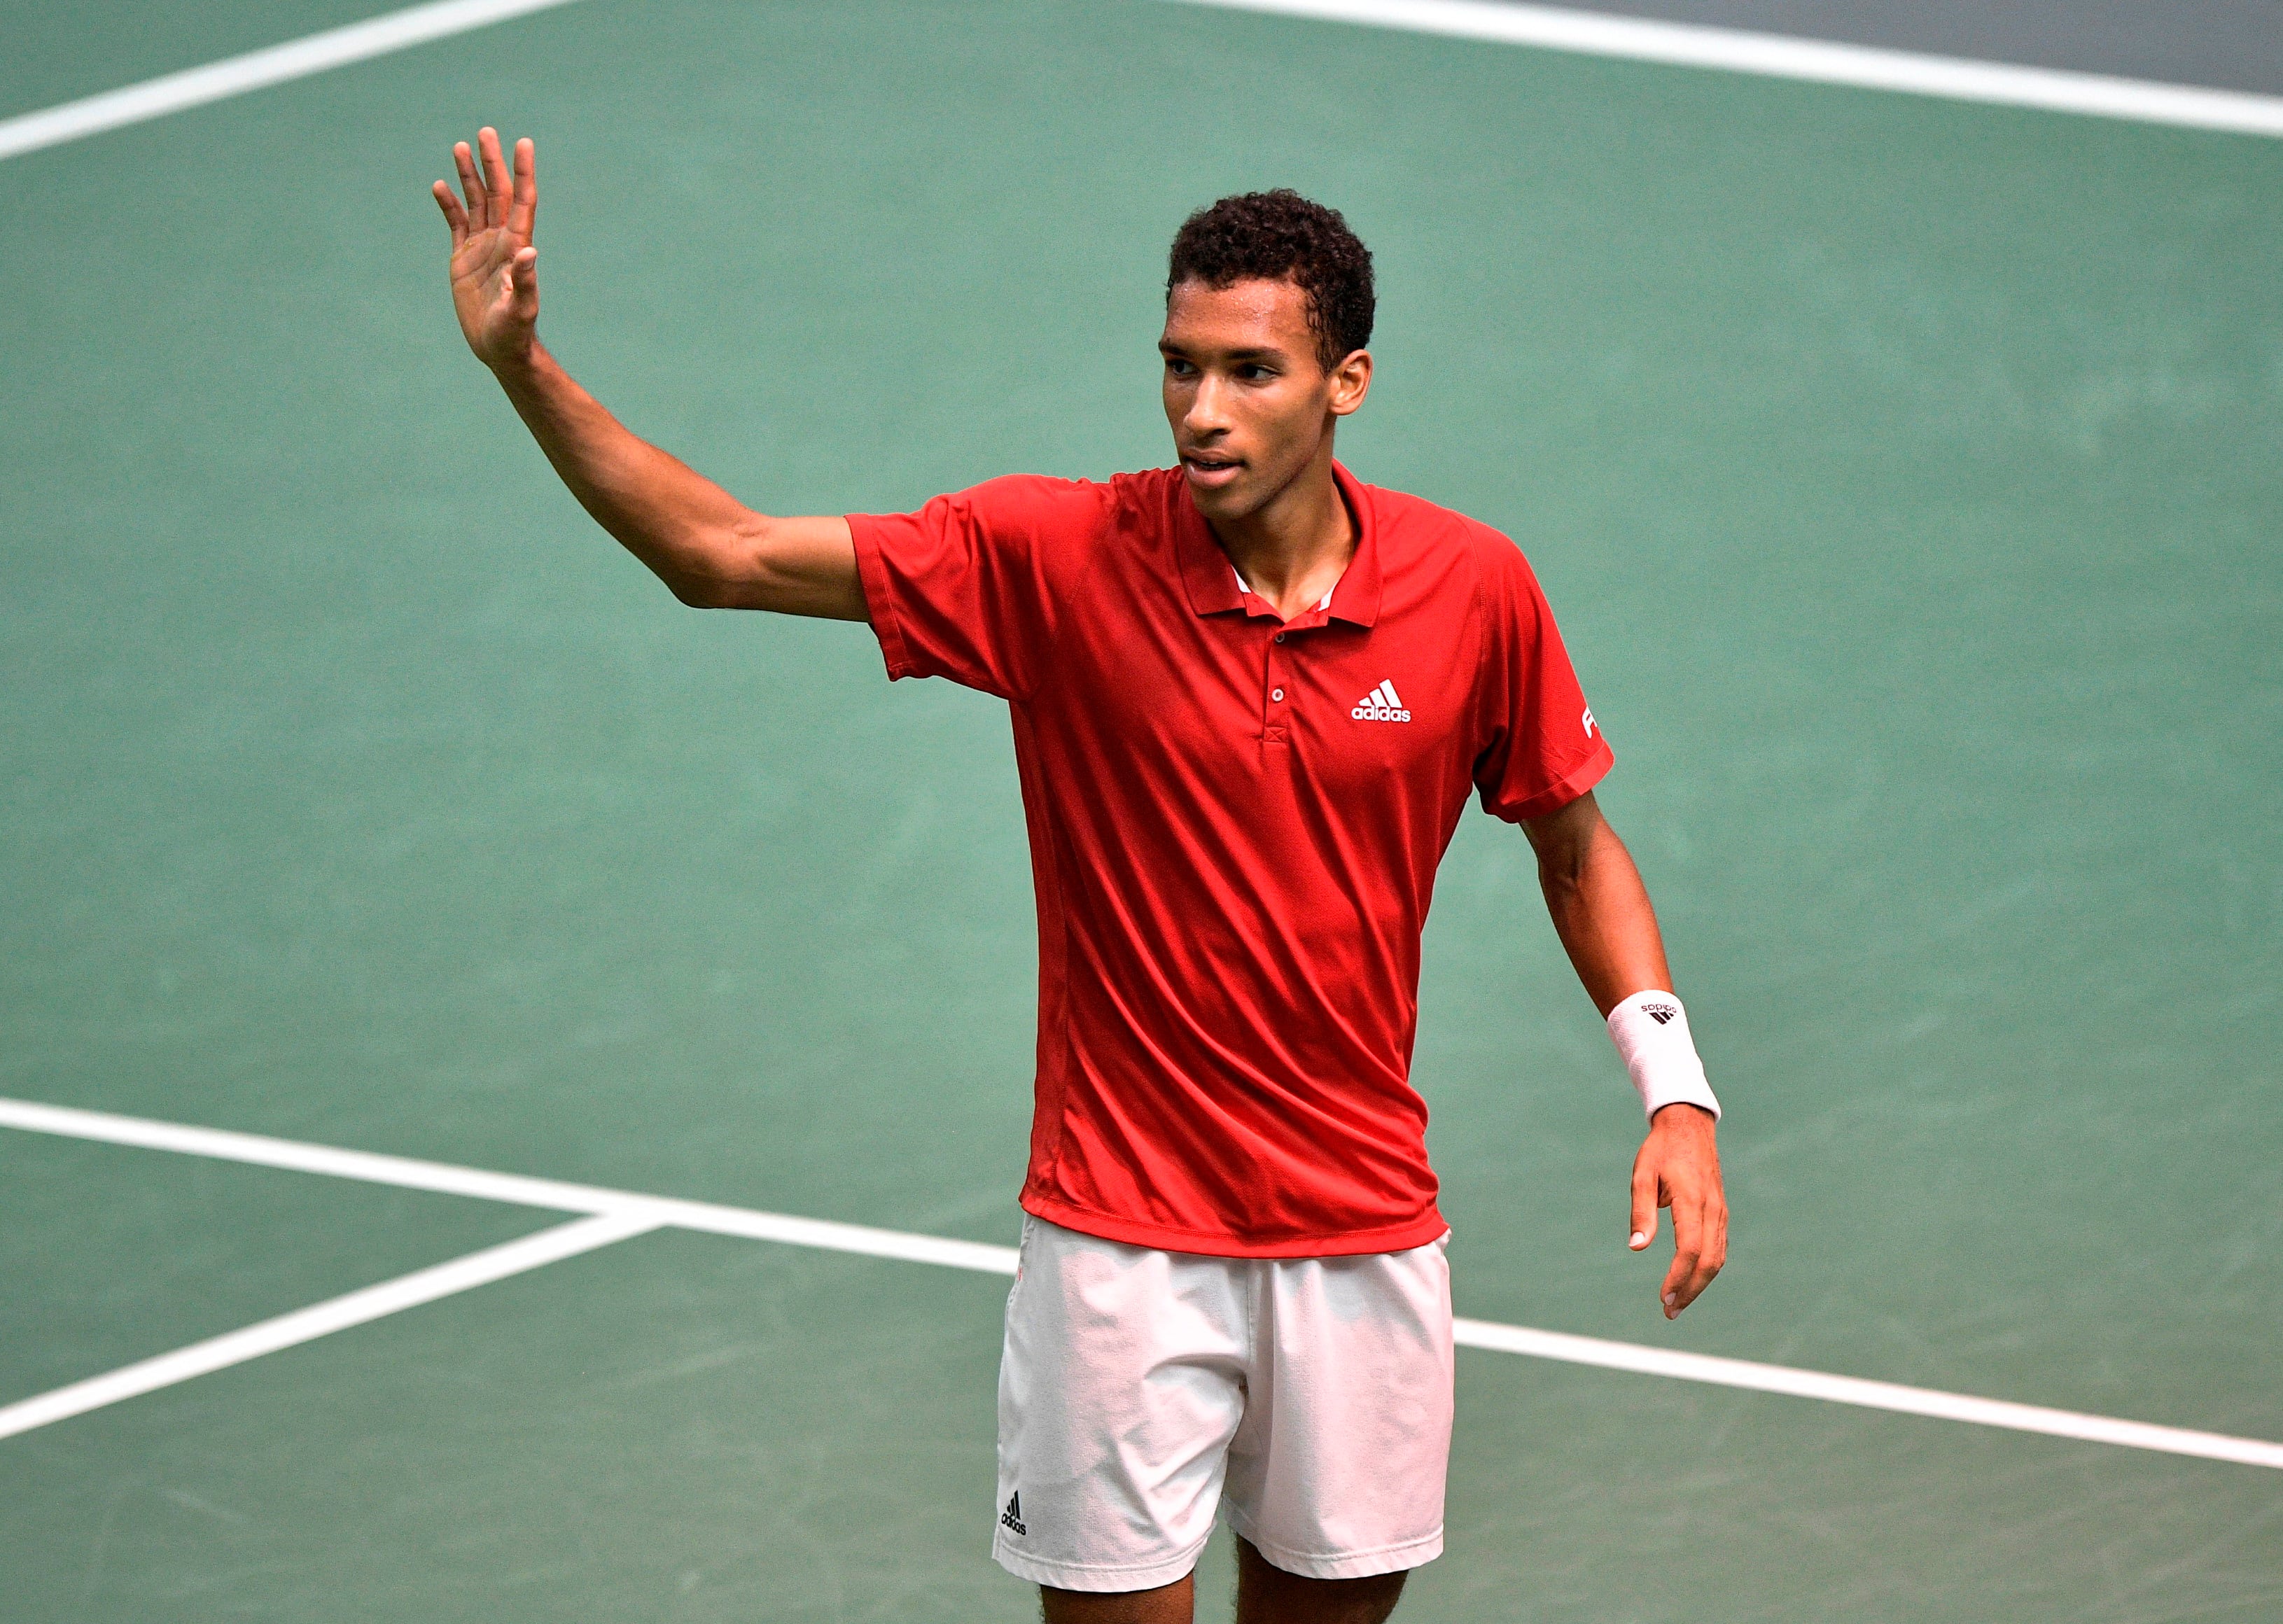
[433,127,538,370]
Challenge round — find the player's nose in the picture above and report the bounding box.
[1185,372,1234,434]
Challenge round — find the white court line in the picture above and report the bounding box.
[1452,1320,2283,1472]
[0,0,585,162]
[0,1211,656,1442]
[0,1097,1020,1276]
[4,0,2283,167]
[5,1097,2279,1470]
[1173,0,2283,139]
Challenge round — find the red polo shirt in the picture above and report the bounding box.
[849,463,1611,1257]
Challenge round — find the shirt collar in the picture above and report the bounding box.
[1175,460,1382,629]
[1232,566,1334,615]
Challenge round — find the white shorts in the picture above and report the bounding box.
[992,1214,1454,1592]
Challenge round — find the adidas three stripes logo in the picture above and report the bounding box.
[1351,680,1411,722]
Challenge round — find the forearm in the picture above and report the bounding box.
[436,131,862,618]
[1524,802,1725,1310]
[489,341,769,605]
[1528,799,1673,1016]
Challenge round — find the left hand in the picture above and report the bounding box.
[1628,1102,1726,1318]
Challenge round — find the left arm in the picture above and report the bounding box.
[1521,790,1728,1319]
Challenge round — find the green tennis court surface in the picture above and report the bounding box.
[4,1,2278,1618]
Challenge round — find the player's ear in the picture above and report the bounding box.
[1329,348,1372,416]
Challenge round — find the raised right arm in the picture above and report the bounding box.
[433,128,863,620]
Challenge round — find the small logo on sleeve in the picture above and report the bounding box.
[1000,1492,1027,1536]
[1582,706,1596,738]
[1351,680,1411,722]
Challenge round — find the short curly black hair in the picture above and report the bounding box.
[1166,190,1374,372]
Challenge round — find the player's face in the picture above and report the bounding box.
[1159,277,1369,524]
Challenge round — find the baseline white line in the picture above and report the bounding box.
[0,1211,655,1442]
[0,0,586,162]
[1453,1320,2283,1472]
[1171,0,2283,139]
[5,1096,2279,1470]
[8,0,2282,168]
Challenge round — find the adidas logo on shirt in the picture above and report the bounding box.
[1000,1492,1027,1536]
[1351,680,1411,722]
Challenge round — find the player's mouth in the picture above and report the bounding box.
[1182,453,1245,489]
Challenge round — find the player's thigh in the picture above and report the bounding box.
[996,1217,1250,1593]
[1223,1233,1454,1581]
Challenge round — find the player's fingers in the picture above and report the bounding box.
[453,141,487,224]
[508,136,538,239]
[1668,1198,1725,1313]
[432,178,469,244]
[508,246,539,321]
[478,127,512,229]
[1661,1243,1698,1317]
[1661,1189,1703,1313]
[1628,1153,1658,1251]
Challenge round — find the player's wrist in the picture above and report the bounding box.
[484,331,543,382]
[1607,990,1722,1122]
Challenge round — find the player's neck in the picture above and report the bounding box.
[1209,438,1353,621]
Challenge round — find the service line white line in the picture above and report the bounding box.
[4,1096,2279,1470]
[0,1211,657,1442]
[1172,0,2283,139]
[0,0,585,162]
[0,1098,1021,1277]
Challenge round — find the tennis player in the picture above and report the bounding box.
[435,128,1726,1624]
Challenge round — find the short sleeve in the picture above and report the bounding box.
[847,475,1099,701]
[1471,538,1615,822]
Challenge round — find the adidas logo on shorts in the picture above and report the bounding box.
[1000,1492,1027,1537]
[1351,680,1411,722]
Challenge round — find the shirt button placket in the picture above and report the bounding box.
[1263,626,1290,746]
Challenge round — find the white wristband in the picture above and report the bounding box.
[1607,990,1722,1121]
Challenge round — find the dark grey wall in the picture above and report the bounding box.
[1559,0,2283,97]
